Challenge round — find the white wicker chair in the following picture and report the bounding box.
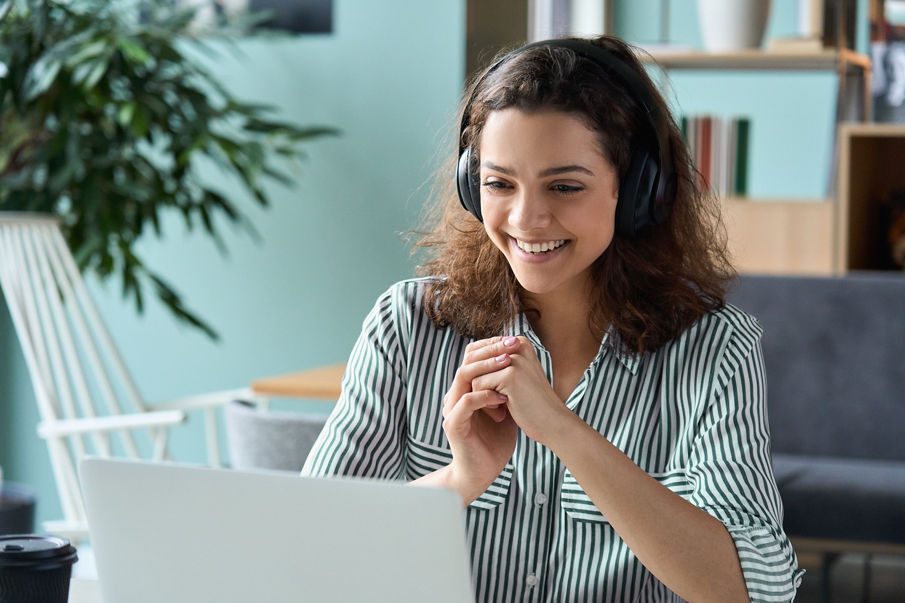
[0,213,256,542]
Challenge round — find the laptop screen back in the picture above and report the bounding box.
[80,458,474,603]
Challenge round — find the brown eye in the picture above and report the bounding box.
[551,184,582,194]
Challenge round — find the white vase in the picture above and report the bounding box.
[697,0,773,52]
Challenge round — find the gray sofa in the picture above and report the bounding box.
[728,273,905,587]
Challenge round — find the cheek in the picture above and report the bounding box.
[481,204,506,238]
[483,221,509,253]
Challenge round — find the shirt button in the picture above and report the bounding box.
[526,573,539,587]
[534,493,548,505]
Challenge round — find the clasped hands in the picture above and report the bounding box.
[440,335,571,504]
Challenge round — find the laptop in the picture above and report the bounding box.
[80,458,475,603]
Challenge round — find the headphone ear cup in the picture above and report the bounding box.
[617,149,660,236]
[456,147,483,222]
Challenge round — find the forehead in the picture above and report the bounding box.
[479,109,608,162]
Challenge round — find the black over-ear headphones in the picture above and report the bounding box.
[455,38,676,237]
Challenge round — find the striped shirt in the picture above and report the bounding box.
[302,278,802,602]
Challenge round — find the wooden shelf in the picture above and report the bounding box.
[837,123,905,272]
[638,48,870,72]
[721,198,835,275]
[719,124,905,276]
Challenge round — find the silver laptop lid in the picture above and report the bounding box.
[80,458,474,603]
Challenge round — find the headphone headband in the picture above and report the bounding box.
[455,38,676,236]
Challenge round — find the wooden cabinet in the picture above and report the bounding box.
[720,123,905,275]
[837,123,905,272]
[722,197,835,275]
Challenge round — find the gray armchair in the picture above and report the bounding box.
[224,400,328,473]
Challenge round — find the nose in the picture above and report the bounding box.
[508,187,552,231]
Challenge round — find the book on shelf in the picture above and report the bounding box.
[822,0,857,49]
[680,114,751,198]
[735,118,749,197]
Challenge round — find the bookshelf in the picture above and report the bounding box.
[837,123,905,272]
[641,47,872,275]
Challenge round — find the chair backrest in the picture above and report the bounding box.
[225,400,327,473]
[728,273,905,462]
[0,213,155,529]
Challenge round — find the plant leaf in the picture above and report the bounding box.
[0,0,339,340]
[116,38,152,65]
[24,54,62,100]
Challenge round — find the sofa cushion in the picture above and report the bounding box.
[225,400,328,473]
[728,274,905,462]
[773,453,905,545]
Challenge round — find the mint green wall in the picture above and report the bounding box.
[0,0,465,528]
[616,1,867,199]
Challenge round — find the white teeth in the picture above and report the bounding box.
[517,239,566,254]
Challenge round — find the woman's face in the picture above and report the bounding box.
[478,108,619,301]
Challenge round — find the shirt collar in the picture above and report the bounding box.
[505,314,544,350]
[601,327,641,375]
[505,315,640,375]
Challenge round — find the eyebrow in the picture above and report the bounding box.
[481,161,595,178]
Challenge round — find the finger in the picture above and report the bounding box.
[463,335,520,365]
[464,353,512,386]
[445,337,520,412]
[471,364,513,395]
[482,403,509,423]
[463,336,504,356]
[443,390,507,432]
[514,336,535,354]
[448,351,512,405]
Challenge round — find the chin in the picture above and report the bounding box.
[511,277,563,297]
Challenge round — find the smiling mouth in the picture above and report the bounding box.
[515,238,568,254]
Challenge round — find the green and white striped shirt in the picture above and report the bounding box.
[302,278,802,602]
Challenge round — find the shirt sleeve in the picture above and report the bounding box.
[686,324,804,602]
[301,287,408,480]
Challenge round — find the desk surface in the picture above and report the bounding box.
[70,578,100,603]
[250,363,345,400]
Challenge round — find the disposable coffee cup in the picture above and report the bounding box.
[0,483,36,535]
[0,535,78,603]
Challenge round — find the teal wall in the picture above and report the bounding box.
[0,0,465,528]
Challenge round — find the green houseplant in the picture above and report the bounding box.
[0,0,337,338]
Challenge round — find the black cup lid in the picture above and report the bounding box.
[0,535,78,567]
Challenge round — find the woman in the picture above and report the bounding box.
[303,35,801,602]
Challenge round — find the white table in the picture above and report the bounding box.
[69,579,100,603]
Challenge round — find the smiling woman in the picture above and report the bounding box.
[302,35,802,603]
[477,109,619,303]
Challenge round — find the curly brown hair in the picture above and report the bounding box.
[414,35,735,354]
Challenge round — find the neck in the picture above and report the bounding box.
[521,286,603,357]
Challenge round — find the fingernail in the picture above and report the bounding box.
[495,353,508,362]
[497,393,508,401]
[503,336,517,346]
